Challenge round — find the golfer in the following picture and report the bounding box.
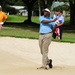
[0,5,7,30]
[38,8,57,70]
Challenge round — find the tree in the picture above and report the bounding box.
[69,0,75,27]
[0,0,7,6]
[0,0,4,5]
[38,0,41,16]
[0,0,19,6]
[22,0,37,24]
[41,0,53,8]
[2,0,74,27]
[22,0,54,24]
[58,0,75,27]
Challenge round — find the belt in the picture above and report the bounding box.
[40,32,52,35]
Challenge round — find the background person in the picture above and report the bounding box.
[38,8,56,70]
[53,10,64,40]
[0,5,7,30]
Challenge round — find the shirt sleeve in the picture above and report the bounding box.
[50,22,56,27]
[53,14,57,19]
[39,16,44,22]
[4,13,7,19]
[62,16,64,22]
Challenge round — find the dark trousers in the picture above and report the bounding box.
[53,26,62,40]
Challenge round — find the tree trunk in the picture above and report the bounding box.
[69,0,75,27]
[22,0,36,24]
[38,0,41,16]
[26,5,32,23]
[24,5,33,24]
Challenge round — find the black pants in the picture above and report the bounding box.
[52,26,62,40]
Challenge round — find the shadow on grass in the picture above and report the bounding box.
[4,22,40,32]
[2,22,75,43]
[4,22,75,34]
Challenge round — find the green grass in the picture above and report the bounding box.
[7,15,70,24]
[64,17,70,25]
[0,26,75,43]
[53,33,75,43]
[62,33,75,43]
[0,27,39,39]
[7,15,27,23]
[1,15,75,43]
[31,16,39,24]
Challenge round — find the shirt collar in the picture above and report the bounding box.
[44,15,51,19]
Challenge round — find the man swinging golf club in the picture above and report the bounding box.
[38,8,57,70]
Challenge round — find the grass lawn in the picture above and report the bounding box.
[7,15,39,23]
[0,26,75,43]
[7,15,69,24]
[0,15,75,43]
[0,27,39,39]
[7,15,27,23]
[53,33,75,43]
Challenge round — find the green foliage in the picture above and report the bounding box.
[7,0,16,5]
[14,0,25,6]
[0,0,8,7]
[53,5,69,12]
[0,0,5,5]
[5,5,18,15]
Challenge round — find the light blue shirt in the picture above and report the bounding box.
[39,16,56,34]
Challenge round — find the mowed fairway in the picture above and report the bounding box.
[0,37,75,75]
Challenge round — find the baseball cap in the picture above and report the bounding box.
[44,8,51,13]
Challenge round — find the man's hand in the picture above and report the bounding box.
[53,24,57,31]
[56,22,64,27]
[53,18,57,22]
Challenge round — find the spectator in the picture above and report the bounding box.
[53,10,64,40]
[0,5,7,30]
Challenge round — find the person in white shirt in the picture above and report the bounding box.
[53,10,64,40]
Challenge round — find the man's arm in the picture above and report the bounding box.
[41,18,57,24]
[52,24,57,31]
[57,22,64,27]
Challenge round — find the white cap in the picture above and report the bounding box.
[0,5,2,10]
[44,8,51,13]
[0,5,2,8]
